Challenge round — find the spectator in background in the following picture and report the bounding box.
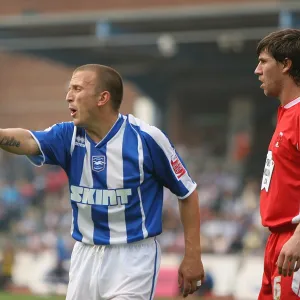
[0,240,15,291]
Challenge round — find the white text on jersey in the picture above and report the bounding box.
[70,185,132,206]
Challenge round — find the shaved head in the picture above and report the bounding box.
[74,64,123,111]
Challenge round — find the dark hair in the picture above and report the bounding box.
[256,28,300,84]
[74,64,123,111]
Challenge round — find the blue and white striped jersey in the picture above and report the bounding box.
[28,114,196,245]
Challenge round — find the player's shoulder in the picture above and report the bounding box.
[285,99,300,116]
[294,101,300,115]
[285,102,300,128]
[126,114,166,141]
[43,121,74,134]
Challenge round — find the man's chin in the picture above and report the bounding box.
[264,90,277,98]
[73,119,87,128]
[73,119,81,126]
[263,89,272,96]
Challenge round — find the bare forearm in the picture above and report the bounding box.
[293,223,300,237]
[179,190,201,258]
[0,128,40,155]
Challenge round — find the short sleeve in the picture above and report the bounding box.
[141,126,196,199]
[27,122,74,171]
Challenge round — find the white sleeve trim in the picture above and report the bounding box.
[177,182,197,200]
[70,126,77,156]
[25,130,46,167]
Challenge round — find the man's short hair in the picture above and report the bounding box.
[257,28,300,85]
[74,64,123,111]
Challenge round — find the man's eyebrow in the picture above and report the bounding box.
[69,83,83,89]
[258,56,267,62]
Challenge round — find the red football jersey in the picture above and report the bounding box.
[260,97,300,229]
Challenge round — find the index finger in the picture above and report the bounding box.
[288,257,298,276]
[178,271,183,289]
[182,278,191,298]
[280,255,291,277]
[277,253,285,275]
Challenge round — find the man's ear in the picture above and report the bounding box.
[282,58,292,74]
[97,91,110,107]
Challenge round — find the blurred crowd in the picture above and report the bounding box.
[0,146,268,289]
[0,151,73,289]
[0,151,73,253]
[158,145,268,256]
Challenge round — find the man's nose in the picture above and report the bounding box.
[254,64,261,75]
[66,90,73,102]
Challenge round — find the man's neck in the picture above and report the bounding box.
[85,113,119,144]
[279,82,300,106]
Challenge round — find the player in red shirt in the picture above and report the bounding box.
[255,29,300,299]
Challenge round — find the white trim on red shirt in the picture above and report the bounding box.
[284,96,300,109]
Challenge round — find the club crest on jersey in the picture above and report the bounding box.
[171,153,186,180]
[92,156,106,172]
[274,132,284,148]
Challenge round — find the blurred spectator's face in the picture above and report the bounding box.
[66,70,99,127]
[254,50,284,98]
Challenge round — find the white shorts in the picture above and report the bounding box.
[66,237,161,300]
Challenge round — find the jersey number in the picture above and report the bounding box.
[273,272,300,298]
[273,276,281,300]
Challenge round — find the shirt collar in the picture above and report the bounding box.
[284,97,300,109]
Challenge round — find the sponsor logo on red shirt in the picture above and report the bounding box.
[171,154,186,180]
